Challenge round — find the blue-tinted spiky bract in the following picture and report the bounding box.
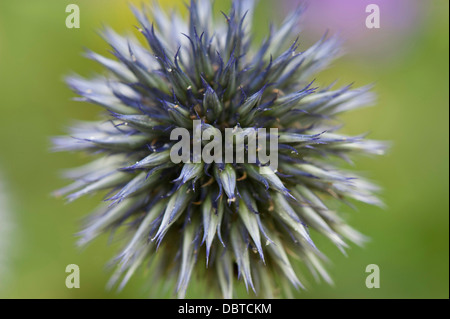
[54,0,387,298]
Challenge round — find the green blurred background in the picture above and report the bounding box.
[0,0,448,298]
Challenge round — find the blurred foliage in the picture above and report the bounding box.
[0,0,448,298]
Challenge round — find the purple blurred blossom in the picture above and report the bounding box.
[282,0,426,60]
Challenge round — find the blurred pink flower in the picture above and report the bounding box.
[282,0,426,60]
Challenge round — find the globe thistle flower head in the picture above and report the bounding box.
[54,0,387,298]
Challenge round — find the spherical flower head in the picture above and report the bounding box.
[54,0,387,298]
